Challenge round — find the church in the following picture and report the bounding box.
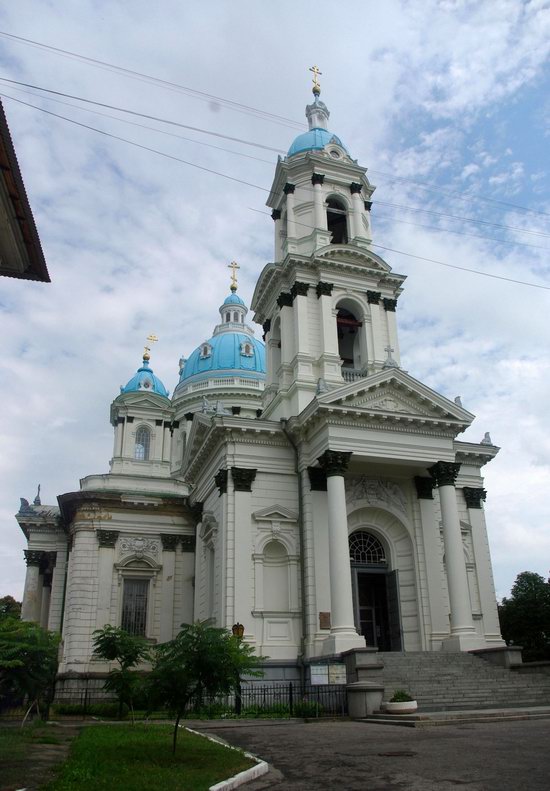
[16,76,504,690]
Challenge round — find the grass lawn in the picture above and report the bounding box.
[43,724,255,791]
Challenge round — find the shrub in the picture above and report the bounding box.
[390,689,414,703]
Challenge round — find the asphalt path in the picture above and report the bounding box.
[200,718,550,790]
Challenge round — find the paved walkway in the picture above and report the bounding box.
[199,718,550,790]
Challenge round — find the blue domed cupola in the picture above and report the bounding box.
[121,349,170,398]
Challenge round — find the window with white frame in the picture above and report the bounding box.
[121,578,149,635]
[349,531,387,565]
[134,426,151,461]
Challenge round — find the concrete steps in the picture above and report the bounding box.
[378,651,550,711]
[362,706,550,727]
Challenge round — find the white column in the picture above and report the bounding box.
[95,531,118,629]
[311,175,326,229]
[430,463,482,651]
[350,184,363,238]
[162,423,171,462]
[48,546,67,632]
[284,183,296,238]
[21,551,43,622]
[272,209,282,261]
[463,488,504,645]
[384,302,401,366]
[160,535,177,642]
[40,581,52,629]
[291,282,310,357]
[114,419,124,457]
[414,478,450,649]
[231,467,256,642]
[319,451,365,655]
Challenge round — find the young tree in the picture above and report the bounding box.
[148,622,263,753]
[0,596,21,620]
[92,625,150,721]
[499,571,550,661]
[0,618,59,722]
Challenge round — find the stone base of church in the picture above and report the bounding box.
[321,630,366,656]
[441,631,487,652]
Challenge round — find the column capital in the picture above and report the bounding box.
[383,297,398,312]
[283,182,295,195]
[271,209,282,221]
[311,173,325,186]
[231,467,257,492]
[364,200,373,211]
[350,182,362,194]
[180,535,196,553]
[262,319,271,340]
[277,292,293,308]
[96,529,119,548]
[366,290,381,305]
[462,487,487,509]
[414,476,435,499]
[316,281,334,298]
[290,281,310,299]
[318,450,352,477]
[214,469,228,496]
[160,534,179,551]
[184,412,194,421]
[307,466,327,491]
[429,461,461,487]
[24,549,44,567]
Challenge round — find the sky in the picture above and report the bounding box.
[1,0,549,602]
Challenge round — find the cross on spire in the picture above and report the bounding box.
[143,333,158,360]
[228,260,240,292]
[309,65,322,95]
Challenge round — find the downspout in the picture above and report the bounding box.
[280,419,307,685]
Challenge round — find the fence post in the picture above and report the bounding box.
[289,682,293,716]
[235,678,242,716]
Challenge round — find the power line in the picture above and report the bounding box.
[369,169,550,219]
[1,85,275,166]
[1,94,271,193]
[248,208,550,292]
[5,92,549,292]
[0,77,285,155]
[0,29,305,130]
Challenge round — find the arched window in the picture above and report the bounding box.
[135,426,151,461]
[225,312,231,323]
[337,306,362,369]
[349,531,387,565]
[233,311,239,322]
[327,197,348,244]
[263,540,290,611]
[200,343,212,359]
[240,341,253,357]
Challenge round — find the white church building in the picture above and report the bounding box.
[16,82,504,686]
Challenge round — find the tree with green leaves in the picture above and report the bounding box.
[0,596,21,620]
[499,571,550,662]
[148,622,263,753]
[0,618,59,722]
[92,625,150,721]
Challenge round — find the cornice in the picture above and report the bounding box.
[454,440,500,467]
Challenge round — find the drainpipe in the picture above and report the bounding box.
[280,419,307,686]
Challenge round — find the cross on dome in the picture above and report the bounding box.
[309,64,322,95]
[143,333,158,361]
[228,260,240,292]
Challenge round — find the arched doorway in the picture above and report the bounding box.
[349,530,402,651]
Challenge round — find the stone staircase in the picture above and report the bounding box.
[378,651,550,711]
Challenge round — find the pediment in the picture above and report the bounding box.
[315,246,392,273]
[253,505,298,523]
[316,369,474,426]
[113,392,171,411]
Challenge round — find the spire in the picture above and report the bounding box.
[309,65,322,96]
[305,65,329,131]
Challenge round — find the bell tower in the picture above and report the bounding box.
[252,73,406,420]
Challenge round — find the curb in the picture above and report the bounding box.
[185,726,269,790]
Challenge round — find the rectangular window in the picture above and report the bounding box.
[121,579,148,636]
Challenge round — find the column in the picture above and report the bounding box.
[21,550,43,622]
[271,209,282,261]
[284,183,296,238]
[40,577,52,629]
[48,545,67,632]
[114,418,124,457]
[383,298,400,367]
[95,530,119,629]
[230,467,257,640]
[366,291,383,368]
[290,281,310,357]
[311,174,326,229]
[316,282,342,384]
[463,488,504,645]
[429,462,482,651]
[318,451,365,655]
[414,477,450,649]
[162,422,172,462]
[160,534,178,642]
[277,292,294,370]
[350,183,363,239]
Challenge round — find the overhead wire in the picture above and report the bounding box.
[3,92,549,292]
[0,29,305,130]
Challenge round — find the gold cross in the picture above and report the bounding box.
[309,65,322,93]
[228,260,240,290]
[144,333,158,358]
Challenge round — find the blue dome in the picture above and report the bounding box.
[288,128,348,157]
[121,358,170,398]
[223,292,245,305]
[179,331,265,385]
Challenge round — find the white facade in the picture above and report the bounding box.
[16,88,504,682]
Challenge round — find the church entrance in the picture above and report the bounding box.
[349,531,402,651]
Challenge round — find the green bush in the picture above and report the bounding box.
[242,702,290,718]
[293,699,322,717]
[51,702,128,718]
[389,689,414,703]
